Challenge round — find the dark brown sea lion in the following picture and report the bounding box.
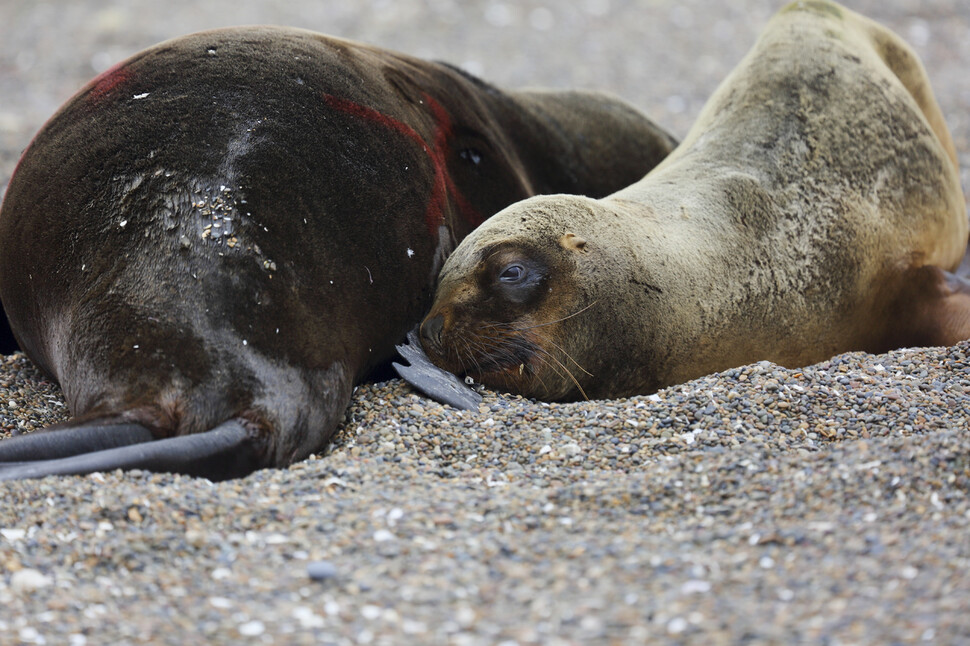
[0,26,676,480]
[418,0,970,401]
[0,317,16,355]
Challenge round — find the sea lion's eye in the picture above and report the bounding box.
[492,258,544,303]
[499,264,525,282]
[460,148,483,165]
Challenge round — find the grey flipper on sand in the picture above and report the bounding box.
[393,329,483,411]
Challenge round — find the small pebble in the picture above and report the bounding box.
[307,561,338,581]
[11,569,52,592]
[373,529,395,542]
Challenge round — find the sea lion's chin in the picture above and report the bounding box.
[470,353,579,402]
[423,333,530,385]
[469,361,535,395]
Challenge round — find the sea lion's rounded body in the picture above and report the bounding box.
[0,26,676,474]
[420,1,969,401]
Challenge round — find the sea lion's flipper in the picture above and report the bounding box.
[0,420,257,482]
[393,329,483,411]
[0,423,155,461]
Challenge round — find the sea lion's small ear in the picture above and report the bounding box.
[560,232,587,253]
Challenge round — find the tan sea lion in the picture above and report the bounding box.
[0,26,677,480]
[418,0,970,401]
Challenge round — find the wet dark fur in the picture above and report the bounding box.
[0,26,676,476]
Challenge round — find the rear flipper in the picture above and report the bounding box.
[0,423,155,461]
[0,420,260,482]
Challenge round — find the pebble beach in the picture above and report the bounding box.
[2,1,970,644]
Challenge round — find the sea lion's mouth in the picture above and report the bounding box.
[472,345,536,375]
[459,324,539,373]
[422,319,540,383]
[422,319,588,401]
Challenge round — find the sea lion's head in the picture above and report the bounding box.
[418,195,614,401]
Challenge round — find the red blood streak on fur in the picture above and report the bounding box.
[422,93,484,229]
[321,92,483,236]
[86,63,134,104]
[11,65,135,179]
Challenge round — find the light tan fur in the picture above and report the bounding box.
[421,0,968,400]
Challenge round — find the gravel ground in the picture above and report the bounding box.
[2,1,970,644]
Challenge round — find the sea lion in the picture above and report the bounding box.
[417,0,970,401]
[0,316,16,355]
[0,26,677,480]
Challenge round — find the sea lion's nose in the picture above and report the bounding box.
[420,314,444,347]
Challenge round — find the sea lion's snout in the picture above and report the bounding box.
[420,313,445,348]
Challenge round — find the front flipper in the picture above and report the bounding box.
[0,420,259,482]
[393,328,483,411]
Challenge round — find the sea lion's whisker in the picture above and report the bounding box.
[468,332,516,374]
[532,345,589,401]
[447,319,586,400]
[496,321,594,385]
[512,343,585,401]
[512,301,599,332]
[477,302,596,335]
[458,338,486,376]
[470,328,534,373]
[485,312,595,384]
[477,334,524,368]
[528,329,593,378]
[498,326,589,400]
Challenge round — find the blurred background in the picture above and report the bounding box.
[0,1,968,352]
[3,0,968,354]
[3,0,968,195]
